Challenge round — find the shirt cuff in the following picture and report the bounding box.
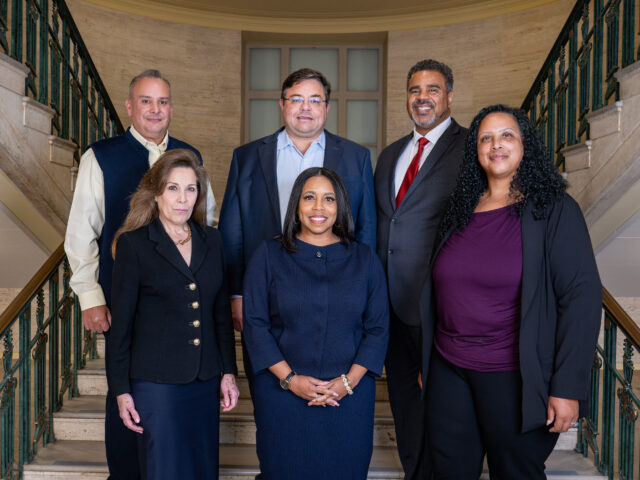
[78,288,107,311]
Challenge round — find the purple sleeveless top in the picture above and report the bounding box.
[433,205,522,372]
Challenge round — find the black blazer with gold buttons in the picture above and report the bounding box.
[108,218,237,396]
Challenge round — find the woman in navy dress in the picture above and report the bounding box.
[243,167,389,480]
[108,149,239,479]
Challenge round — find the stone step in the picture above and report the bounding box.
[53,395,396,446]
[22,440,606,479]
[77,358,389,400]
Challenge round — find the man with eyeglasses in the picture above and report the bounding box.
[219,68,375,336]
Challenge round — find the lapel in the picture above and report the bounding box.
[398,120,461,210]
[520,204,545,321]
[148,218,196,281]
[323,130,343,172]
[386,133,413,210]
[187,221,208,275]
[258,130,282,227]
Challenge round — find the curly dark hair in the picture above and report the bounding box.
[438,104,566,237]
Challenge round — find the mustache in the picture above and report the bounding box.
[412,99,435,109]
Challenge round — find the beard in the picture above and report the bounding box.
[410,99,441,129]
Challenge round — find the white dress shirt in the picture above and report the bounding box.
[64,126,217,310]
[394,117,452,197]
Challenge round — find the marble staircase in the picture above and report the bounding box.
[20,336,607,479]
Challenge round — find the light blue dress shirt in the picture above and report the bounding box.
[276,129,326,227]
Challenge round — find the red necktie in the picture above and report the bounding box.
[396,137,429,208]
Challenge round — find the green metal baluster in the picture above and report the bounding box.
[0,0,9,53]
[49,2,61,134]
[1,329,17,479]
[19,306,33,469]
[11,0,22,63]
[98,96,105,139]
[617,339,636,480]
[25,0,38,97]
[38,0,48,104]
[61,12,70,140]
[600,315,616,477]
[604,0,621,104]
[59,296,73,402]
[578,4,592,139]
[592,0,604,110]
[580,352,601,466]
[546,65,556,167]
[81,66,88,153]
[32,289,48,454]
[622,0,635,66]
[568,22,578,145]
[49,268,60,414]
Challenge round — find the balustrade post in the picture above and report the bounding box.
[18,307,32,469]
[600,315,616,477]
[0,330,16,479]
[592,0,604,109]
[38,0,48,104]
[11,0,23,65]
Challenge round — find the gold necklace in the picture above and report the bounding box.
[175,224,192,246]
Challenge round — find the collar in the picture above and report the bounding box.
[412,116,452,146]
[277,129,326,155]
[129,125,169,152]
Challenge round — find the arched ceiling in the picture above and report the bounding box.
[81,0,561,32]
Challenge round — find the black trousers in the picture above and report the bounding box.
[426,351,558,479]
[104,332,141,480]
[385,319,431,480]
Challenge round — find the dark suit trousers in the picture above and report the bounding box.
[104,331,140,480]
[426,350,558,479]
[385,316,431,479]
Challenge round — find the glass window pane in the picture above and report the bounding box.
[325,102,338,134]
[347,49,378,91]
[290,48,339,90]
[249,99,281,141]
[250,48,281,90]
[347,100,377,145]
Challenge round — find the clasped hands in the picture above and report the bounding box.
[288,374,351,407]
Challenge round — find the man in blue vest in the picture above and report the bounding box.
[64,69,215,479]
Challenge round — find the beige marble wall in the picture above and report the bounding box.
[65,0,242,204]
[385,0,575,145]
[0,288,21,315]
[65,0,573,198]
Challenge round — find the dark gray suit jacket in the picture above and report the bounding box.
[375,119,467,326]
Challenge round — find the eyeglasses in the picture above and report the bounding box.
[283,96,328,106]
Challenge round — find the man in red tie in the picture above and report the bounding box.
[374,59,467,480]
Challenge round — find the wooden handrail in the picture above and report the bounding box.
[602,286,640,347]
[0,243,66,333]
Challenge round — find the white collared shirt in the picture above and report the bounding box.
[393,117,452,197]
[64,126,217,310]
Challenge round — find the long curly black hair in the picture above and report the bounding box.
[438,104,566,237]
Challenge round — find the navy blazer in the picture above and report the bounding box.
[243,239,389,379]
[108,219,237,396]
[218,128,377,295]
[420,194,602,432]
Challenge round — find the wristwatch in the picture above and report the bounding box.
[280,371,296,390]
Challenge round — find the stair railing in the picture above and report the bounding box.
[521,0,639,170]
[0,244,95,479]
[0,0,123,161]
[576,287,640,479]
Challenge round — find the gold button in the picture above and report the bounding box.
[192,320,201,328]
[188,283,196,291]
[192,301,199,309]
[193,338,201,346]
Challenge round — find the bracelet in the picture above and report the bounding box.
[341,374,354,395]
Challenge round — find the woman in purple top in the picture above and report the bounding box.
[422,105,601,479]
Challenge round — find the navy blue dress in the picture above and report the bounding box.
[243,239,389,480]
